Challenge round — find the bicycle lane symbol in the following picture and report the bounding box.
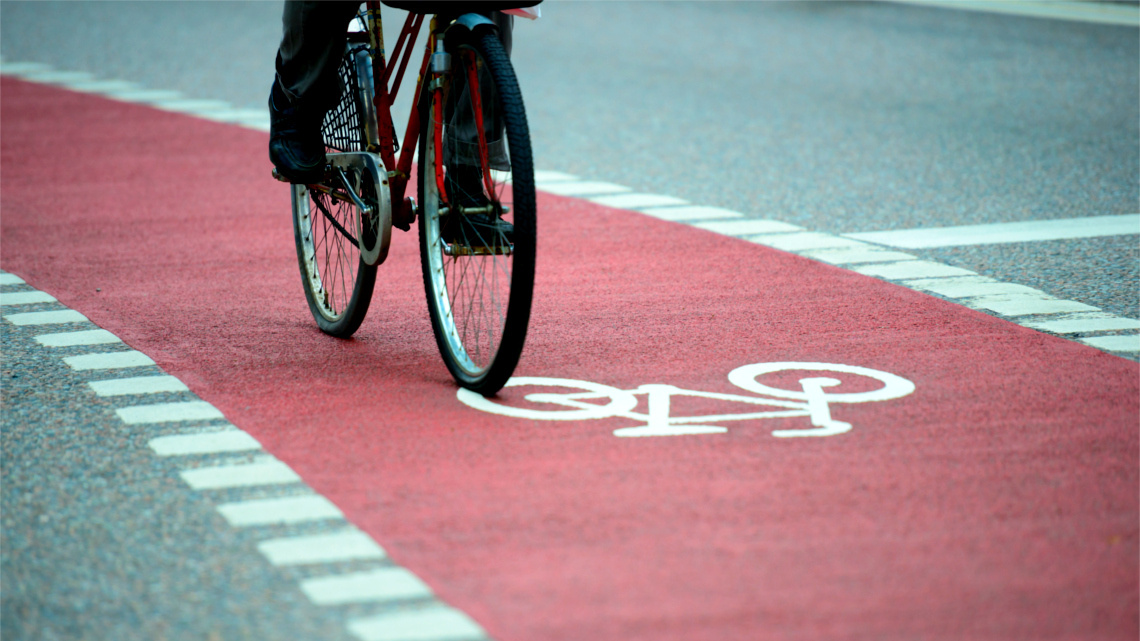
[457,362,916,438]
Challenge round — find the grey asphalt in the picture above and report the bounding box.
[2,1,1138,638]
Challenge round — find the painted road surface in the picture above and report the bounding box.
[2,76,1137,641]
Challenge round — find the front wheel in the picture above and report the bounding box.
[418,31,536,396]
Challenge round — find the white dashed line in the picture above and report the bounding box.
[179,458,301,490]
[0,291,56,305]
[300,567,434,606]
[4,310,89,325]
[103,88,183,102]
[801,248,918,265]
[902,276,1046,298]
[964,295,1100,317]
[88,375,188,396]
[745,232,868,252]
[587,193,689,209]
[65,79,140,93]
[1080,335,1140,352]
[1023,317,1140,334]
[536,180,631,196]
[847,214,1140,248]
[0,273,27,285]
[638,205,746,222]
[885,0,1140,27]
[148,430,263,456]
[851,261,978,279]
[692,219,803,236]
[216,495,345,527]
[35,329,122,347]
[531,170,578,183]
[347,605,487,641]
[116,400,224,424]
[63,350,155,371]
[257,530,387,566]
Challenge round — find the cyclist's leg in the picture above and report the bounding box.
[270,1,359,183]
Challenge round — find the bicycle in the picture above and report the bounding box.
[279,3,536,396]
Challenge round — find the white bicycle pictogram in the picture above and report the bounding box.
[457,362,916,438]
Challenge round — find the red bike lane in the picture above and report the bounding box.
[3,78,1137,640]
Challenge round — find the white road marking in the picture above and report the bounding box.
[885,0,1140,27]
[116,400,224,424]
[1080,335,1140,352]
[693,220,803,236]
[801,248,918,265]
[0,273,26,285]
[965,295,1100,316]
[148,430,262,456]
[64,79,140,93]
[63,350,155,371]
[347,605,486,641]
[12,69,94,84]
[847,214,1140,248]
[852,261,978,279]
[588,193,689,209]
[179,458,301,490]
[257,530,387,566]
[537,180,631,196]
[901,276,1045,298]
[638,205,745,221]
[1023,316,1140,334]
[35,329,122,347]
[4,310,88,325]
[300,567,434,606]
[88,375,188,396]
[532,170,578,183]
[0,291,54,305]
[151,99,234,113]
[746,232,868,252]
[216,495,344,527]
[102,88,183,102]
[0,62,50,74]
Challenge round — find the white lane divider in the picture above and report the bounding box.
[637,205,745,222]
[35,329,122,347]
[0,290,56,305]
[4,310,89,325]
[179,458,301,490]
[258,530,387,566]
[116,401,227,425]
[692,219,804,236]
[535,180,631,196]
[300,567,434,606]
[846,213,1140,248]
[89,375,189,396]
[148,430,263,456]
[347,605,486,641]
[216,495,345,527]
[63,350,156,371]
[0,273,26,285]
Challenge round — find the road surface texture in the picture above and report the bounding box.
[2,2,1137,640]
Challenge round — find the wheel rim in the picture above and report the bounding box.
[424,49,515,377]
[294,182,364,322]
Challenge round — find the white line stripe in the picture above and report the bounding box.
[88,375,188,396]
[693,220,803,236]
[801,248,918,265]
[102,88,183,102]
[63,350,155,371]
[257,530,387,566]
[1023,316,1140,334]
[901,277,1046,298]
[12,69,94,84]
[0,291,54,305]
[885,0,1140,27]
[300,568,434,606]
[347,605,486,641]
[148,430,262,456]
[0,273,26,285]
[35,329,122,347]
[1080,335,1140,352]
[150,99,234,113]
[587,193,688,209]
[965,295,1100,316]
[852,261,978,279]
[116,401,224,425]
[179,459,300,490]
[216,495,344,527]
[4,310,88,325]
[0,62,50,74]
[746,232,868,252]
[637,205,745,221]
[537,181,631,196]
[63,79,140,93]
[846,214,1140,248]
[532,170,578,183]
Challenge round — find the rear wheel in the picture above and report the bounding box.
[292,43,378,338]
[418,31,536,395]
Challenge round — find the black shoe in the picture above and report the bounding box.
[268,81,327,184]
[442,165,514,247]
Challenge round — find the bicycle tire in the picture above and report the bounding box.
[292,44,378,338]
[418,31,536,395]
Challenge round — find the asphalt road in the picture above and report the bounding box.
[2,2,1138,640]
